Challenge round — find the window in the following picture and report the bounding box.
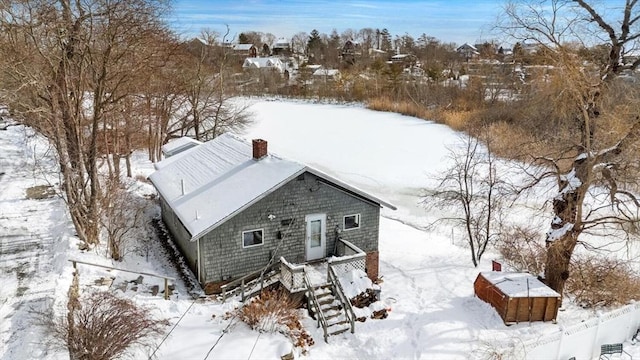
[242,229,264,248]
[343,214,361,230]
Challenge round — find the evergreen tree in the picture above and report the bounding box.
[327,29,341,66]
[380,28,392,52]
[307,29,324,63]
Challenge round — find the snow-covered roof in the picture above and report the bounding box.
[273,39,290,48]
[233,43,254,51]
[161,137,202,158]
[149,133,395,241]
[243,57,284,72]
[313,69,340,77]
[457,43,478,52]
[480,272,560,298]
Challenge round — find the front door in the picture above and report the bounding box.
[305,214,326,261]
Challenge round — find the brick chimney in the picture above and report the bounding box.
[252,139,268,160]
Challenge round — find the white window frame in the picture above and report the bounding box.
[343,214,361,231]
[242,228,264,248]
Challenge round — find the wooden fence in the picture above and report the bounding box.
[69,259,175,300]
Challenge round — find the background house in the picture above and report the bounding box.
[232,43,257,58]
[149,133,394,292]
[242,57,285,73]
[272,38,291,56]
[457,43,479,61]
[342,39,361,64]
[312,68,341,82]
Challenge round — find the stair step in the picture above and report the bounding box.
[318,296,335,305]
[320,300,341,311]
[314,287,332,297]
[312,283,332,290]
[323,309,342,319]
[328,323,351,336]
[327,316,348,327]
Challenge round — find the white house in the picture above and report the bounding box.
[242,57,286,73]
[312,68,341,82]
[457,43,479,61]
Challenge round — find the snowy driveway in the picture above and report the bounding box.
[0,124,70,359]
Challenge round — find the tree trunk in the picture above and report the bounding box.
[544,232,578,296]
[544,146,591,295]
[125,153,132,178]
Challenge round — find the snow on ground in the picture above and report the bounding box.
[2,99,640,360]
[0,124,72,360]
[244,100,452,229]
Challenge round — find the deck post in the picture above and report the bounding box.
[241,278,245,301]
[164,278,169,300]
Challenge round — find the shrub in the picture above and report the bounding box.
[496,225,546,275]
[239,289,314,351]
[566,256,640,308]
[49,291,166,360]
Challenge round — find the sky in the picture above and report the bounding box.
[169,0,503,46]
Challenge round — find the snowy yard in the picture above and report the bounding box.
[1,99,640,359]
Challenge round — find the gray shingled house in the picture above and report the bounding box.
[149,133,395,293]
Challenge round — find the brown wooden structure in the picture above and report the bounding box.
[474,272,560,324]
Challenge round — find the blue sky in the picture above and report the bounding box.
[169,0,503,45]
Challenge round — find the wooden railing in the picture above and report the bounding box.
[329,239,366,278]
[304,271,329,342]
[334,238,362,257]
[221,256,308,302]
[220,261,280,302]
[324,238,364,338]
[279,256,306,292]
[69,259,175,300]
[328,265,356,335]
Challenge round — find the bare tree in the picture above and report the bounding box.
[100,179,149,261]
[423,132,505,267]
[499,0,640,295]
[176,27,253,141]
[291,32,308,55]
[0,0,170,246]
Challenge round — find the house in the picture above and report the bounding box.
[369,48,388,59]
[242,57,286,74]
[390,54,417,66]
[149,134,395,293]
[233,43,257,58]
[623,48,640,65]
[456,43,479,61]
[312,68,341,82]
[161,137,202,158]
[272,38,291,56]
[342,39,361,64]
[474,272,561,324]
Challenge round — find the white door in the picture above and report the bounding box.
[305,214,326,261]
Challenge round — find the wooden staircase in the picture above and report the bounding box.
[310,283,351,337]
[304,267,355,342]
[222,258,357,343]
